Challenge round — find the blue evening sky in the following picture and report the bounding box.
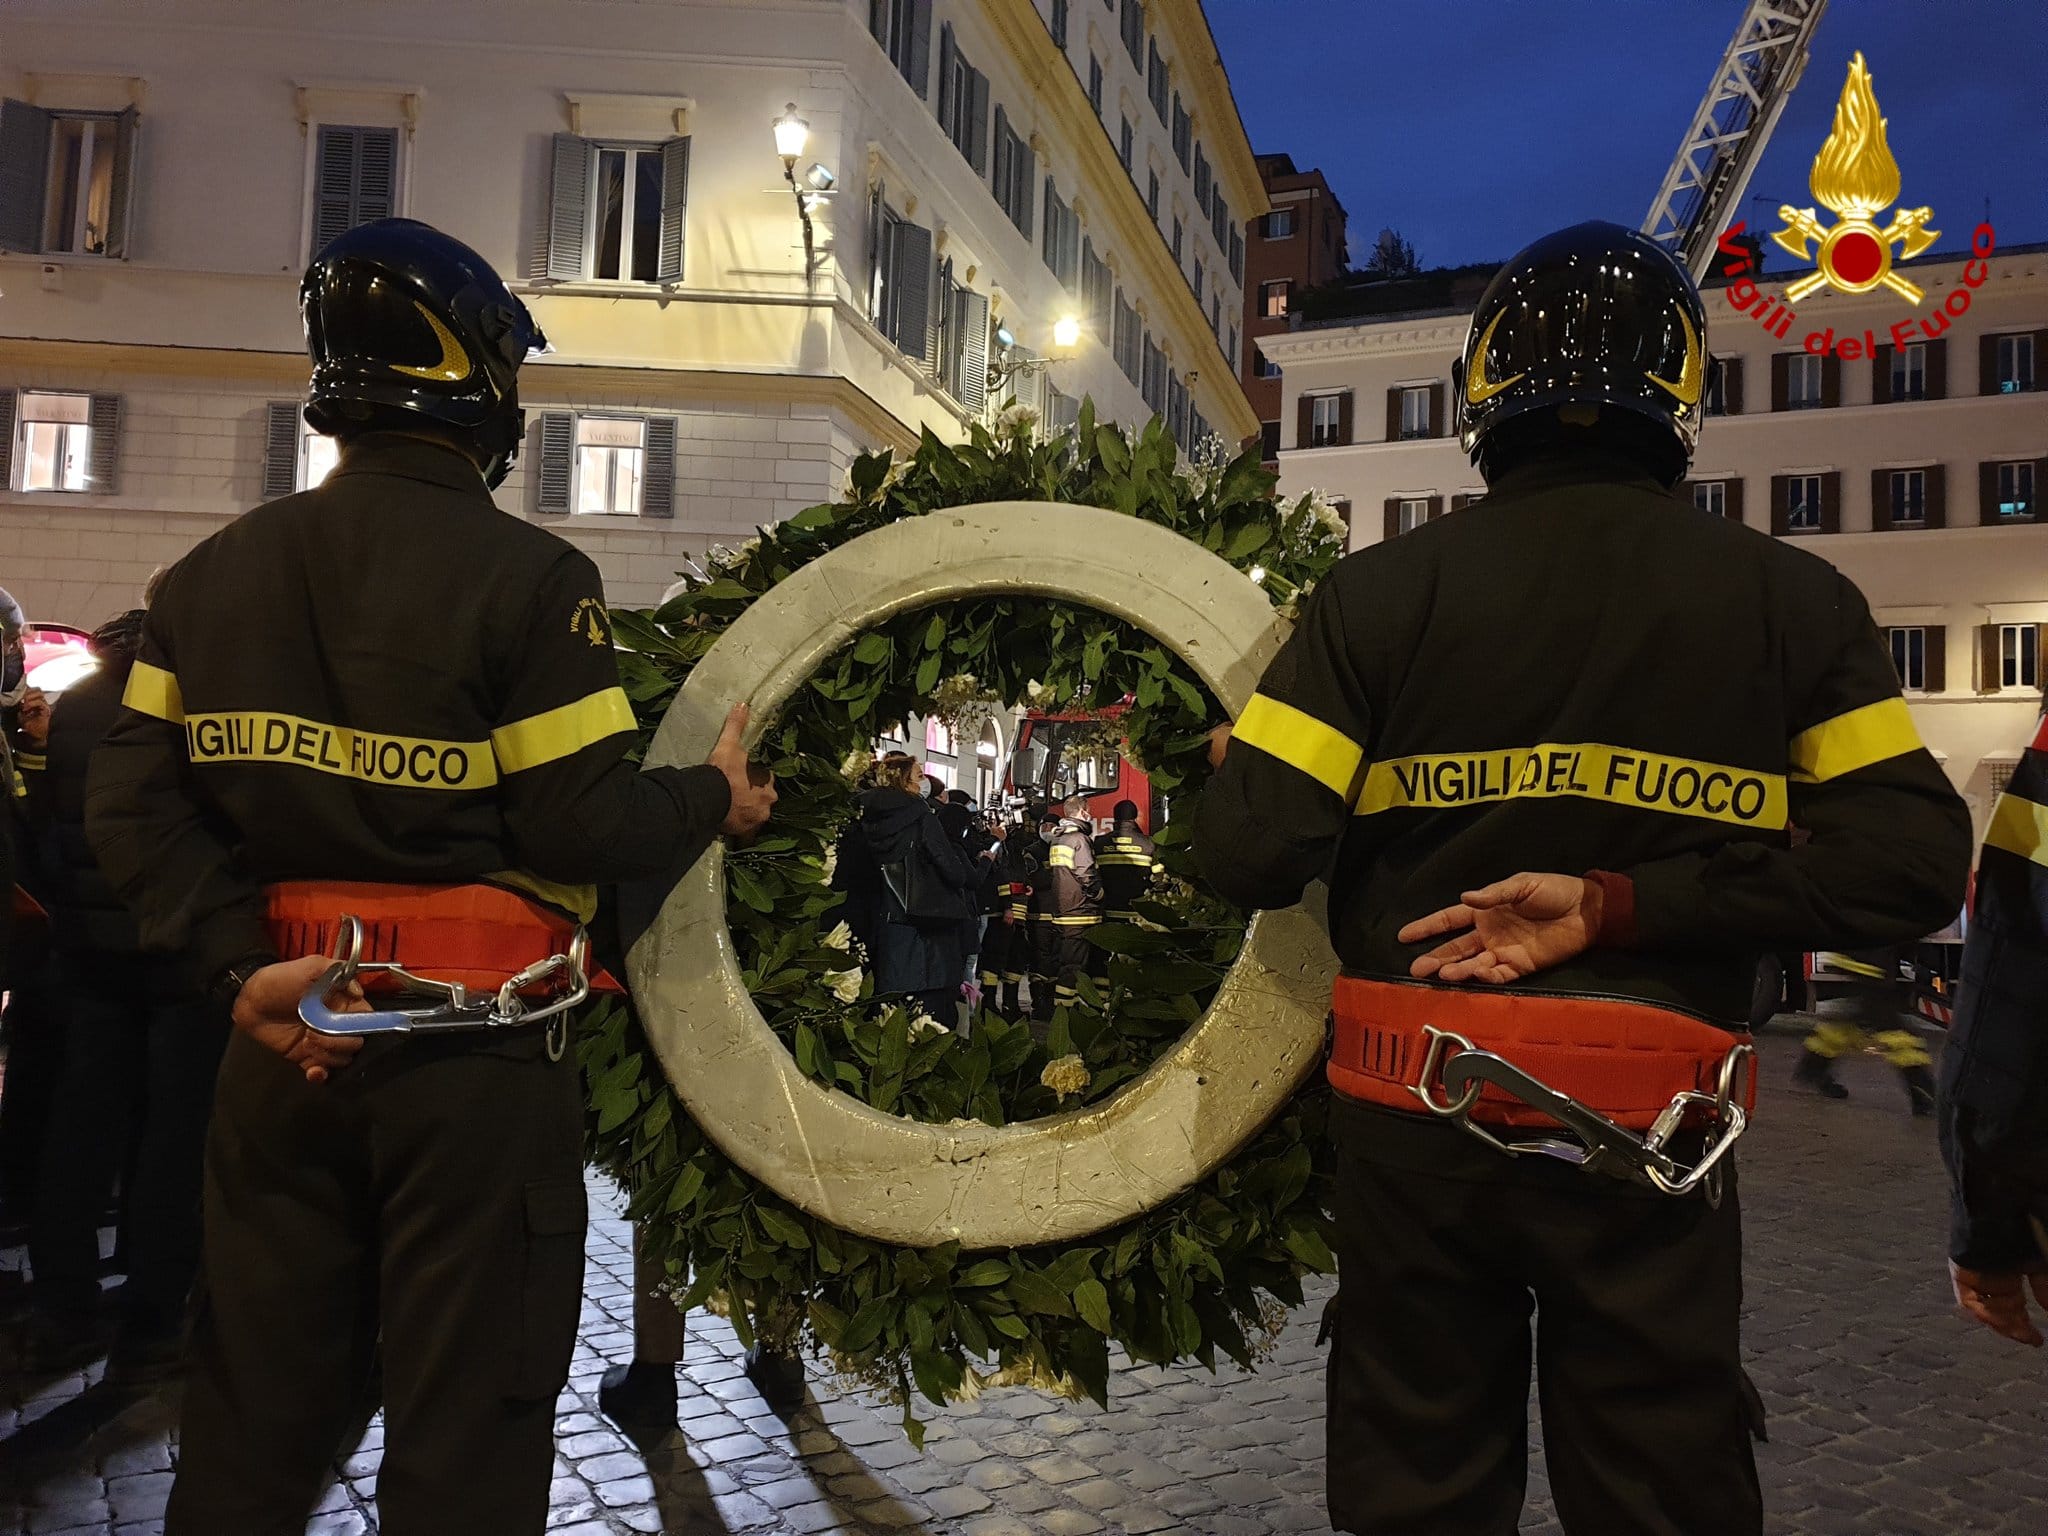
[1203,0,2048,272]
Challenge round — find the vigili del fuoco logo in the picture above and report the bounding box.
[1713,51,1997,363]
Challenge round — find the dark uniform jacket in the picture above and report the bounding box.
[1197,450,1971,1025]
[986,824,1042,922]
[1037,814,1102,927]
[85,434,732,987]
[34,645,152,958]
[1941,712,2048,1268]
[1093,819,1156,918]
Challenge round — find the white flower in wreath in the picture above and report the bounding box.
[825,967,863,1004]
[839,747,874,784]
[1025,678,1047,704]
[822,920,852,951]
[1303,492,1349,544]
[910,1011,951,1040]
[993,401,1040,439]
[819,846,838,883]
[1040,1053,1091,1099]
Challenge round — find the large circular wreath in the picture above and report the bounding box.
[582,409,1349,1437]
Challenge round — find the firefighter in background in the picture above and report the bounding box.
[84,219,775,1536]
[1093,799,1156,923]
[1795,944,1936,1113]
[1941,710,2048,1346]
[978,805,1042,1020]
[1197,222,1971,1535]
[1031,800,1101,1024]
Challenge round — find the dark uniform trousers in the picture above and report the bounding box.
[1326,1097,1761,1536]
[1031,923,1095,1023]
[978,916,1026,1018]
[167,1024,586,1536]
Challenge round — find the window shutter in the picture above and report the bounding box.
[1979,335,1998,395]
[1384,387,1400,442]
[1383,498,1401,541]
[1820,353,1841,409]
[1977,623,2000,693]
[1336,390,1355,447]
[1725,479,1744,523]
[641,417,677,518]
[535,412,574,514]
[992,107,1010,203]
[1297,394,1314,451]
[0,99,53,253]
[1819,470,1841,534]
[955,288,989,414]
[103,106,140,259]
[1426,494,1444,522]
[869,0,888,44]
[1723,357,1744,415]
[1872,345,1892,405]
[1924,463,1947,530]
[936,24,956,128]
[87,393,121,494]
[1016,138,1036,241]
[1925,626,1947,693]
[1451,492,1473,512]
[312,126,358,257]
[1871,467,1890,529]
[966,69,989,174]
[1770,474,1789,536]
[890,221,932,359]
[1979,460,1999,525]
[1428,381,1445,438]
[541,133,593,281]
[263,401,301,500]
[905,0,933,97]
[1770,354,1789,412]
[1927,337,1948,400]
[0,389,14,488]
[656,136,690,282]
[357,127,397,222]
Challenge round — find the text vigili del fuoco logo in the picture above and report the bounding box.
[1714,52,1997,362]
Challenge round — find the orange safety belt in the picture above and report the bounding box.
[1330,975,1756,1132]
[264,881,624,998]
[10,885,46,924]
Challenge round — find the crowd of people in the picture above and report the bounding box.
[0,213,2044,1536]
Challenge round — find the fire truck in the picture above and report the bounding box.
[1003,706,1155,834]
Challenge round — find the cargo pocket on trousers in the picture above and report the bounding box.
[508,1177,588,1401]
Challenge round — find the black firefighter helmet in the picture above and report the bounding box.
[300,218,547,489]
[1453,221,1713,488]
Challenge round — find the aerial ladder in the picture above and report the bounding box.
[1640,0,1830,280]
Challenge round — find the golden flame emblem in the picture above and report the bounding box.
[1771,54,1938,305]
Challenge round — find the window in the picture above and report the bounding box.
[1787,353,1824,408]
[1088,55,1104,114]
[925,717,956,757]
[1998,334,2036,393]
[1890,469,1927,526]
[1171,95,1191,170]
[869,0,933,94]
[539,134,688,283]
[1229,227,1244,284]
[937,26,989,172]
[1210,293,1222,341]
[1998,461,2037,520]
[1041,178,1079,287]
[1888,628,1928,692]
[1398,386,1432,440]
[1260,420,1282,460]
[1227,322,1238,370]
[1147,40,1170,125]
[0,102,139,258]
[1310,394,1343,448]
[1192,261,1204,305]
[868,192,933,357]
[2002,624,2040,689]
[1257,351,1280,380]
[12,391,92,492]
[1112,288,1141,382]
[1193,147,1211,215]
[1991,760,2020,798]
[1141,334,1167,416]
[1265,208,1295,239]
[1146,169,1160,222]
[1170,217,1183,263]
[303,426,341,491]
[1705,362,1727,417]
[1693,480,1726,517]
[1397,499,1430,535]
[1891,342,1926,401]
[1119,0,1145,69]
[1786,474,1823,531]
[1260,279,1289,318]
[1083,239,1113,340]
[990,109,1035,236]
[1119,116,1135,174]
[1210,194,1230,253]
[572,416,646,515]
[311,124,399,259]
[1050,0,1069,48]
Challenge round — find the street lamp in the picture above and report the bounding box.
[772,103,818,273]
[1051,315,1081,350]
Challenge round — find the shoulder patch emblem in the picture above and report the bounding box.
[571,597,611,648]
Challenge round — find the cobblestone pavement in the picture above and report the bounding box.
[4,1026,2047,1535]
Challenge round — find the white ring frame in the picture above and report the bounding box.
[630,502,1337,1249]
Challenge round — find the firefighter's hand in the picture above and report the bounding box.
[1206,723,1233,770]
[14,688,50,748]
[708,702,777,843]
[231,955,369,1084]
[1951,1262,2048,1347]
[1397,872,1598,984]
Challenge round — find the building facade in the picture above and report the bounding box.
[1239,151,1345,466]
[0,0,1263,626]
[1262,242,2048,831]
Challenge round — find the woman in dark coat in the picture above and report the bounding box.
[855,752,974,1022]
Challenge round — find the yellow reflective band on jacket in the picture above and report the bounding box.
[183,711,497,791]
[123,661,185,724]
[1047,915,1098,927]
[1985,791,2048,871]
[491,687,637,774]
[1234,693,1364,799]
[1789,697,1923,784]
[1354,741,1788,830]
[14,752,45,774]
[1046,845,1077,868]
[486,869,600,924]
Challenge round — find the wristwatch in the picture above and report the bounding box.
[205,954,275,1009]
